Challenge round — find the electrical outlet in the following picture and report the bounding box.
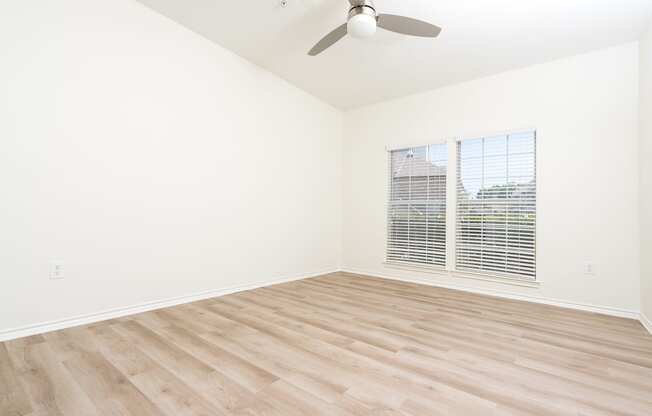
[50,260,64,280]
[583,262,596,276]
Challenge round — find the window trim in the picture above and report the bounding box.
[384,128,539,286]
[382,260,541,288]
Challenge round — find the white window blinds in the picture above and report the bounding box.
[456,132,537,279]
[387,144,448,267]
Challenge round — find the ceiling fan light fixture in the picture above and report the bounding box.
[347,6,376,39]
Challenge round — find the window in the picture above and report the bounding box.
[385,130,537,281]
[387,144,448,267]
[456,132,536,279]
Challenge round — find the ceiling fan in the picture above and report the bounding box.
[308,0,441,56]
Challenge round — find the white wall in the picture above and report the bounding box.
[641,24,652,324]
[0,0,342,336]
[343,44,641,315]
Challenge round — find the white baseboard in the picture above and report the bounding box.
[641,313,652,335]
[3,267,647,343]
[0,268,339,342]
[340,267,640,320]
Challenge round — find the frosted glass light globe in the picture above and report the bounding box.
[348,13,377,39]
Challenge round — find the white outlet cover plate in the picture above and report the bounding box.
[50,260,65,280]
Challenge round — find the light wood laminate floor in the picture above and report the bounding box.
[2,272,652,415]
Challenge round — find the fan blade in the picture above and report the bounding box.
[377,14,441,38]
[308,23,347,56]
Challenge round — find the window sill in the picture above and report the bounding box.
[382,261,540,288]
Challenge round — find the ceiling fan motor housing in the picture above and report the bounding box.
[348,0,377,20]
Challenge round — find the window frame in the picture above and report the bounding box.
[384,129,539,285]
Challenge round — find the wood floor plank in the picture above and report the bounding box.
[0,344,33,416]
[111,320,260,414]
[1,272,651,415]
[87,324,227,416]
[152,324,278,393]
[17,342,100,416]
[62,349,163,416]
[130,366,226,416]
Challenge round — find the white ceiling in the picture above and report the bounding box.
[136,0,652,109]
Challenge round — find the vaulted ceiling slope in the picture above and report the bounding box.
[136,0,652,109]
